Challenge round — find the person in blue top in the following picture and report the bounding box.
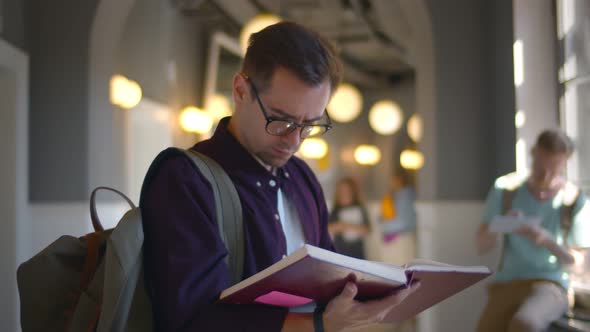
[475,129,590,332]
[380,170,417,242]
[141,21,419,332]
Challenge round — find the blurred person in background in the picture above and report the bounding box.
[328,177,371,259]
[380,170,417,243]
[475,129,590,332]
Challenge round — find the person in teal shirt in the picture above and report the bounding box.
[475,129,590,332]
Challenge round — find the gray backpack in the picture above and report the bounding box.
[17,148,244,331]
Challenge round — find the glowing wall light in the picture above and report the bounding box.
[515,110,526,129]
[300,138,328,159]
[180,106,213,134]
[110,75,127,106]
[400,149,424,170]
[354,144,381,166]
[407,113,423,142]
[240,14,281,54]
[327,83,363,123]
[110,74,142,109]
[206,93,232,120]
[368,100,403,135]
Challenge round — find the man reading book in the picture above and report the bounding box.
[141,21,419,332]
[475,129,590,332]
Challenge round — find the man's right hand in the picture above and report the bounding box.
[322,281,421,332]
[475,224,499,255]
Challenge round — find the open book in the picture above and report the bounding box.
[219,244,492,322]
[489,214,542,233]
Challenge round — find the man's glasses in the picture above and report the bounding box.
[244,75,332,139]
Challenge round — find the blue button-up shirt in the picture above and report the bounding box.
[141,117,334,331]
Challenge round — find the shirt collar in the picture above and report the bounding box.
[193,117,289,181]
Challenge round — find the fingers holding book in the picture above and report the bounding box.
[322,280,421,331]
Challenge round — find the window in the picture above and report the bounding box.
[557,0,590,194]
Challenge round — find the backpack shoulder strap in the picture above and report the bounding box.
[96,208,148,332]
[497,178,522,271]
[497,188,515,271]
[560,182,581,245]
[498,171,526,213]
[502,188,516,214]
[182,149,244,285]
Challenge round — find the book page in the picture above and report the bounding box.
[488,215,541,233]
[404,258,456,268]
[372,259,490,274]
[404,259,491,273]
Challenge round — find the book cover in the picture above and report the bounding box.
[384,264,492,322]
[219,244,492,322]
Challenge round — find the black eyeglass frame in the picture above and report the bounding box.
[243,74,333,139]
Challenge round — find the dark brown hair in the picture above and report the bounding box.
[534,129,575,156]
[393,169,414,187]
[241,21,342,95]
[332,177,363,209]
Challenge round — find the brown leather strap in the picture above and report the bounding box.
[65,233,102,332]
[498,188,516,271]
[80,233,101,291]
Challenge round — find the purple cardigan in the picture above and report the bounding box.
[141,118,334,331]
